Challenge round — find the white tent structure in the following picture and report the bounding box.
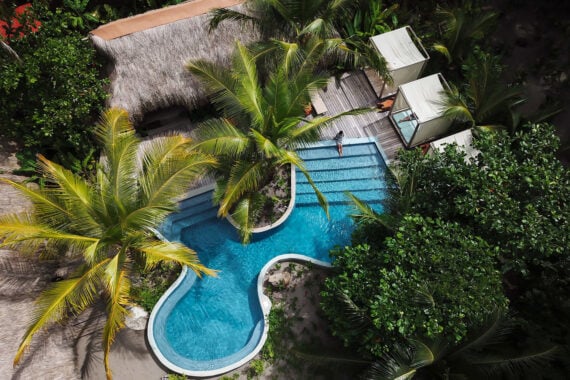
[428,129,480,162]
[370,26,429,97]
[388,73,453,148]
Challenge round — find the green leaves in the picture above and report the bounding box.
[322,215,507,357]
[189,40,353,242]
[0,12,107,164]
[1,108,216,379]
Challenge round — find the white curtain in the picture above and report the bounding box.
[398,74,447,122]
[370,26,428,87]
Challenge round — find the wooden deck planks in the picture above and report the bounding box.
[316,71,405,162]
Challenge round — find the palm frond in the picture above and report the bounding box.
[0,178,72,221]
[473,346,560,379]
[14,259,109,366]
[364,339,438,380]
[0,213,99,254]
[345,191,382,224]
[335,290,373,335]
[291,107,373,146]
[186,59,243,120]
[208,8,258,32]
[432,43,451,63]
[230,193,265,244]
[35,155,101,232]
[193,118,250,157]
[297,165,329,218]
[138,240,216,277]
[233,41,265,124]
[102,254,131,380]
[219,160,265,217]
[95,109,139,218]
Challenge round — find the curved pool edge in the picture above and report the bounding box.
[226,164,297,234]
[147,137,385,377]
[147,254,332,378]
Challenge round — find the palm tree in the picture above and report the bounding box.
[208,0,391,79]
[187,41,368,242]
[441,49,525,134]
[0,108,217,380]
[209,0,351,41]
[432,4,498,65]
[365,311,560,380]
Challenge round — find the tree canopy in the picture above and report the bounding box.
[323,122,569,363]
[0,5,107,167]
[322,215,507,357]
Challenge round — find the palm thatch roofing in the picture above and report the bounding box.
[90,0,259,122]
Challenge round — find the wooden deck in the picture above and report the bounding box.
[316,70,405,163]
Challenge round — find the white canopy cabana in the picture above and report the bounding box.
[370,26,429,97]
[388,73,452,148]
[428,129,480,162]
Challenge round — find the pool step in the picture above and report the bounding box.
[165,142,386,238]
[297,143,386,207]
[169,207,218,238]
[302,154,382,172]
[296,178,384,194]
[296,188,386,205]
[299,143,380,160]
[177,191,215,214]
[298,165,384,183]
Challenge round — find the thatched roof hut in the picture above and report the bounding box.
[90,0,258,122]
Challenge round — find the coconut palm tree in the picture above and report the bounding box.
[208,0,391,79]
[209,0,351,41]
[441,49,525,134]
[432,4,498,65]
[187,41,368,243]
[0,108,217,380]
[364,311,560,380]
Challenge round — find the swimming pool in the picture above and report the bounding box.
[148,138,387,376]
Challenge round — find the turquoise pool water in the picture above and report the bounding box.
[149,138,387,375]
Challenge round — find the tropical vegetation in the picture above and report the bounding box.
[364,310,560,380]
[0,3,107,171]
[322,216,507,357]
[0,108,217,379]
[187,40,365,242]
[323,123,569,377]
[208,0,394,79]
[441,48,525,132]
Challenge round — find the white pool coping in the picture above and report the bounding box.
[226,164,297,233]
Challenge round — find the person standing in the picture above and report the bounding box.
[334,131,344,156]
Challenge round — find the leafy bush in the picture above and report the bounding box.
[0,5,108,167]
[322,216,507,358]
[131,262,182,312]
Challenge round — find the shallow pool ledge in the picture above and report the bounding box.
[147,254,331,378]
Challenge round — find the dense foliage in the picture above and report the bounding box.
[0,4,107,167]
[323,123,570,364]
[402,123,569,276]
[322,216,506,357]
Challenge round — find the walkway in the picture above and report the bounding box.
[91,0,245,40]
[315,71,405,162]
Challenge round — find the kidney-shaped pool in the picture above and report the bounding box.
[148,138,387,377]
